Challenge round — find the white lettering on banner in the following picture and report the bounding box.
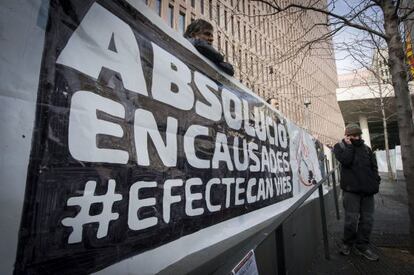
[273,121,280,147]
[246,178,257,204]
[233,137,249,171]
[242,99,256,137]
[269,148,277,173]
[67,90,290,171]
[254,108,267,141]
[57,3,292,166]
[212,133,234,171]
[62,179,122,243]
[261,145,271,172]
[194,72,222,121]
[128,181,157,230]
[163,179,183,223]
[276,151,285,172]
[56,3,148,96]
[248,142,260,172]
[68,91,128,163]
[134,108,178,166]
[257,178,266,201]
[58,3,293,172]
[184,125,211,168]
[151,43,194,110]
[185,178,204,216]
[283,152,291,171]
[274,176,293,195]
[57,0,298,248]
[234,178,246,206]
[266,178,274,199]
[205,178,221,212]
[278,124,288,149]
[222,178,235,208]
[266,116,275,144]
[222,88,243,130]
[62,175,292,242]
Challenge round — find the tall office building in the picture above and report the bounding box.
[372,48,391,83]
[144,0,344,145]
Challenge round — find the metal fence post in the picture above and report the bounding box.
[275,224,286,275]
[318,184,330,260]
[325,158,330,187]
[332,169,340,220]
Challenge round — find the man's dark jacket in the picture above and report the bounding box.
[187,38,235,76]
[333,139,380,195]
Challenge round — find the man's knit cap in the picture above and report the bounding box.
[345,124,362,136]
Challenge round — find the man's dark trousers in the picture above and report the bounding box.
[343,191,375,250]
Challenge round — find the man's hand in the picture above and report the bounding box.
[344,135,352,145]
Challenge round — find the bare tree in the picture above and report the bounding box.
[339,64,396,181]
[249,0,414,253]
[338,37,397,181]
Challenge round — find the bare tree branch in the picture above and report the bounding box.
[252,0,387,39]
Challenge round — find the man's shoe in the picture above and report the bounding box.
[340,244,352,256]
[355,248,379,261]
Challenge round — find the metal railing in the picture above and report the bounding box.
[189,165,342,275]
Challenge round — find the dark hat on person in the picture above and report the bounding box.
[345,124,362,136]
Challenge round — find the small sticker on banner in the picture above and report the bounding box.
[232,250,259,275]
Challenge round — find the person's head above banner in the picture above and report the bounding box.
[184,19,234,76]
[184,19,214,45]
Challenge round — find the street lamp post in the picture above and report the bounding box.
[304,98,311,132]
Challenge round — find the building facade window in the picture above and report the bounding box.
[168,4,174,27]
[224,10,228,30]
[217,4,220,25]
[217,34,221,52]
[178,11,186,33]
[231,15,234,35]
[232,45,236,64]
[225,40,229,61]
[209,0,212,20]
[244,52,248,72]
[155,0,162,16]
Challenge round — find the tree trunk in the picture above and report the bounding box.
[382,0,414,254]
[380,91,394,181]
[377,67,395,181]
[382,104,394,181]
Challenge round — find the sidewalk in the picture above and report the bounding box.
[308,172,414,274]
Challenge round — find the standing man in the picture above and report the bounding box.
[333,124,381,261]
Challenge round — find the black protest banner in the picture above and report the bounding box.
[14,0,293,273]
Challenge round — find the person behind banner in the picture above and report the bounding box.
[266,98,280,110]
[184,19,234,76]
[314,138,326,178]
[333,124,381,261]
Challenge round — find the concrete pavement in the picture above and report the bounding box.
[307,172,414,274]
